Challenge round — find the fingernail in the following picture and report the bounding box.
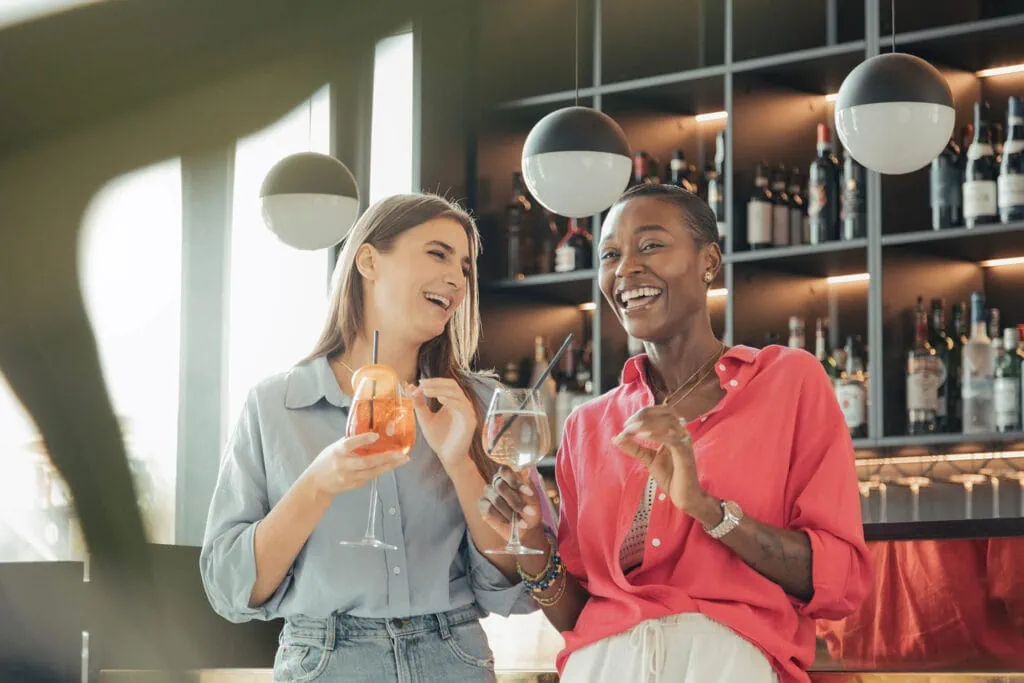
[367,432,380,440]
[523,505,537,517]
[637,431,651,439]
[518,519,528,529]
[392,452,405,460]
[520,485,534,497]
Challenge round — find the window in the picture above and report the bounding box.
[369,31,415,202]
[0,157,183,559]
[225,86,333,425]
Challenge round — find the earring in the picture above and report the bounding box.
[703,271,713,284]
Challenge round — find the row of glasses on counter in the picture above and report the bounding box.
[931,97,1024,230]
[857,455,1024,522]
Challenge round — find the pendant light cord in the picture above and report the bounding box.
[574,0,580,105]
[891,0,896,52]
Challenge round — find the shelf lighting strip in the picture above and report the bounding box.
[856,449,1024,468]
[977,63,1024,78]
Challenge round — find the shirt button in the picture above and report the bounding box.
[393,566,401,575]
[658,493,666,502]
[652,538,662,548]
[729,379,738,387]
[388,507,397,516]
[717,363,726,371]
[700,416,707,422]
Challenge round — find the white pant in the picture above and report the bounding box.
[561,613,779,683]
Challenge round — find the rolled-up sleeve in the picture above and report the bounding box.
[199,389,291,622]
[466,468,554,616]
[786,355,873,621]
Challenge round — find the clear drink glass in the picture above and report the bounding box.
[338,363,415,551]
[483,387,552,555]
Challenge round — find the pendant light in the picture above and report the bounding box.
[260,151,360,250]
[520,0,631,218]
[834,1,954,175]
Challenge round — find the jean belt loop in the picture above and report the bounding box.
[324,613,337,650]
[436,610,452,640]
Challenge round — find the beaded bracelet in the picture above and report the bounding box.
[517,526,561,592]
[534,567,568,607]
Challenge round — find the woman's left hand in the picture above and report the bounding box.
[613,405,714,518]
[411,378,478,472]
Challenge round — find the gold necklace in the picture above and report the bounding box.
[658,342,727,406]
[665,360,719,410]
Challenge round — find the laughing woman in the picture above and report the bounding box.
[481,184,872,683]
[201,194,548,683]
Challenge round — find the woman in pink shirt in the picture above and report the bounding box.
[479,183,873,682]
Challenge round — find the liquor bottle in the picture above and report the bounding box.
[998,96,1024,223]
[631,152,658,186]
[815,318,839,385]
[771,165,791,247]
[994,327,1021,432]
[837,335,868,438]
[948,302,967,432]
[505,172,533,279]
[808,123,841,244]
[535,209,561,275]
[788,167,807,246]
[963,102,1000,228]
[928,298,953,432]
[707,131,727,247]
[993,122,1005,165]
[907,297,938,435]
[669,149,697,193]
[747,162,773,250]
[841,148,867,240]
[554,218,593,273]
[530,336,558,444]
[930,137,963,230]
[788,315,805,349]
[962,292,995,433]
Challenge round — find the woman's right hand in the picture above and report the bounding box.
[479,466,545,539]
[305,432,409,496]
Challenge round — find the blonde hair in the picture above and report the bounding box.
[307,193,494,479]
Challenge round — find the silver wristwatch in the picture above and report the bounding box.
[704,500,743,539]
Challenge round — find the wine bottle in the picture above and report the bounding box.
[928,298,952,432]
[994,327,1021,433]
[837,335,868,439]
[907,297,938,435]
[948,302,966,433]
[707,131,727,247]
[788,167,807,246]
[554,218,593,273]
[815,318,839,385]
[669,149,697,193]
[841,147,867,240]
[771,164,791,247]
[788,315,805,349]
[747,162,773,250]
[963,102,1000,228]
[808,123,841,244]
[930,137,963,230]
[998,96,1024,223]
[962,292,995,434]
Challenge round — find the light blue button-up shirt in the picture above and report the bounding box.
[200,355,540,623]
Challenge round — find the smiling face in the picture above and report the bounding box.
[359,217,472,346]
[598,196,721,342]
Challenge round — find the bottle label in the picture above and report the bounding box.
[772,205,790,246]
[907,360,939,412]
[966,143,994,160]
[841,179,863,220]
[1004,140,1024,155]
[554,245,577,273]
[963,180,998,218]
[670,158,684,173]
[930,160,950,207]
[836,383,866,430]
[808,183,826,216]
[994,377,1021,429]
[997,174,1024,209]
[747,201,773,244]
[708,186,722,204]
[789,209,803,245]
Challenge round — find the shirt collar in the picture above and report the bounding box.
[285,355,352,410]
[621,344,759,386]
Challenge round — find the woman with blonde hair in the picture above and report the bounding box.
[201,193,548,682]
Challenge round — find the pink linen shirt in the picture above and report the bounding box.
[554,344,872,682]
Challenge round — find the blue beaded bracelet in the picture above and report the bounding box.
[517,527,562,592]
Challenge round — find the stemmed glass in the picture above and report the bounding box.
[482,387,552,555]
[338,360,416,551]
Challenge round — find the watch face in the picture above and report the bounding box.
[724,500,742,521]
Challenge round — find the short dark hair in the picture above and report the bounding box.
[612,183,719,247]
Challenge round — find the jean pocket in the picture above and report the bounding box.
[273,643,330,683]
[445,621,495,670]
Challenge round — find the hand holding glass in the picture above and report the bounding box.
[483,387,552,555]
[339,362,415,550]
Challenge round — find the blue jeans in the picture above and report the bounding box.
[272,604,497,683]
